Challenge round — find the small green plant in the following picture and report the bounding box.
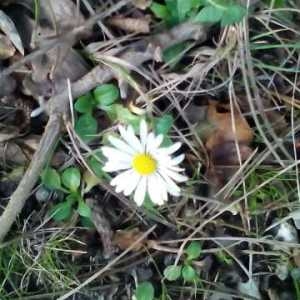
[75,83,175,143]
[163,241,202,283]
[151,0,247,27]
[194,0,247,26]
[41,166,92,223]
[151,1,246,68]
[74,83,144,141]
[233,170,290,215]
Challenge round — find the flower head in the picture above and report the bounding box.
[102,120,187,206]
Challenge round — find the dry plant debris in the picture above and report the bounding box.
[0,1,300,300]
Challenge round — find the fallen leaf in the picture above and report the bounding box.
[210,142,253,165]
[86,198,114,259]
[108,16,150,33]
[205,101,253,151]
[113,228,148,251]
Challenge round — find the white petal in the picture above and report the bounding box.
[158,169,181,196]
[140,119,148,150]
[160,181,168,203]
[153,134,164,150]
[123,172,140,196]
[125,125,143,152]
[156,173,168,203]
[163,168,188,182]
[171,154,185,165]
[111,169,134,188]
[146,132,157,153]
[163,142,182,155]
[102,161,131,172]
[108,136,135,155]
[148,174,164,205]
[134,177,147,206]
[102,146,132,162]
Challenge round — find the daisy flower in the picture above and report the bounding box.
[101,120,188,206]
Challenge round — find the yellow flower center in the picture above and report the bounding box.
[132,153,157,175]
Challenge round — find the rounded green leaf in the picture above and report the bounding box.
[150,2,170,20]
[154,114,174,135]
[74,93,95,114]
[88,156,105,178]
[163,265,182,281]
[62,167,81,192]
[93,84,119,108]
[194,6,223,23]
[182,265,197,282]
[77,200,91,218]
[185,241,202,260]
[135,281,154,300]
[51,201,72,221]
[75,113,98,142]
[80,216,95,228]
[41,168,61,190]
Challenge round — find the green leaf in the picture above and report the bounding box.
[87,156,105,178]
[61,167,81,192]
[105,104,141,130]
[150,2,171,20]
[80,216,95,228]
[194,6,223,23]
[135,282,155,300]
[163,41,191,68]
[51,201,72,221]
[41,168,61,190]
[185,241,202,260]
[221,5,247,26]
[75,113,98,142]
[263,0,285,8]
[192,0,205,9]
[182,265,197,282]
[93,84,119,108]
[177,0,192,21]
[164,265,182,281]
[77,200,91,218]
[154,114,174,135]
[74,93,94,114]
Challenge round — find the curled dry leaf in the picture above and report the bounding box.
[108,16,150,34]
[0,10,24,55]
[0,141,28,165]
[113,228,148,251]
[205,101,253,151]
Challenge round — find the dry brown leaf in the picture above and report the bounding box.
[108,16,150,34]
[131,0,152,9]
[205,101,253,151]
[113,228,148,251]
[210,142,253,165]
